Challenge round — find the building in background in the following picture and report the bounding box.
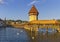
[0,19,6,27]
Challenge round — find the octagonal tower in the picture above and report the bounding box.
[28,5,39,21]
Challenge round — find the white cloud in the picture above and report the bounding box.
[28,0,40,6]
[0,0,8,5]
[28,0,46,6]
[0,0,4,4]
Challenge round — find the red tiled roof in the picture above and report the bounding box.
[28,5,39,15]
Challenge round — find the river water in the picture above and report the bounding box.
[0,27,60,42]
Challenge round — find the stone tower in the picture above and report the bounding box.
[28,5,39,21]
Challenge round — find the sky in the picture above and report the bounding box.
[0,0,60,21]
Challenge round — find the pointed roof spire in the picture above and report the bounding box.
[29,5,39,15]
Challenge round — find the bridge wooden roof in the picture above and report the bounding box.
[30,20,59,24]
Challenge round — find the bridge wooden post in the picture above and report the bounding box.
[33,24,38,37]
[56,24,60,32]
[34,24,38,32]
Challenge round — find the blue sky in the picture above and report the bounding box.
[0,0,60,20]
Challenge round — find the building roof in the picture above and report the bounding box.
[30,20,59,24]
[28,5,39,15]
